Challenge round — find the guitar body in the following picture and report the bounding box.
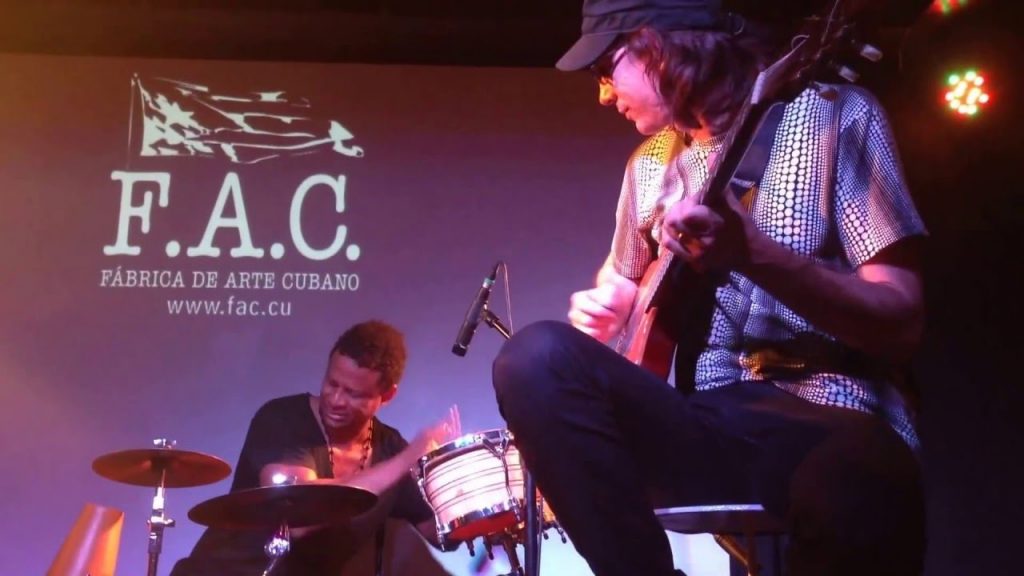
[619,264,677,379]
[621,311,676,380]
[616,254,719,388]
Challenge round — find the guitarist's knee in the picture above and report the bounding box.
[494,320,576,380]
[493,321,589,405]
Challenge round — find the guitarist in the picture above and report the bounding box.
[492,1,927,575]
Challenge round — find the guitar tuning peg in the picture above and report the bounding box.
[812,82,839,101]
[833,64,860,83]
[858,43,883,63]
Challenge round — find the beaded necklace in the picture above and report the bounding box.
[315,398,373,476]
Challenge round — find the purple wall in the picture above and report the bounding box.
[0,54,641,575]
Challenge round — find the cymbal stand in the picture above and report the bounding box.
[261,521,291,576]
[147,438,176,576]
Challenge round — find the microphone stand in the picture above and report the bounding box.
[480,306,541,576]
[480,308,511,340]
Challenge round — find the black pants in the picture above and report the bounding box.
[492,321,924,576]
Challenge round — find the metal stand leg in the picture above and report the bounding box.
[712,533,762,576]
[746,531,759,576]
[262,521,291,576]
[147,481,175,576]
[502,534,525,576]
[147,440,176,576]
[523,474,540,576]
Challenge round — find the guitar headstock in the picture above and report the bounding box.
[751,0,882,104]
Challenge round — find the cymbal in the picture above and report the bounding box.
[188,484,378,530]
[92,448,231,488]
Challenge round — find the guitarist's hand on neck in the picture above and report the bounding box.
[662,181,924,363]
[568,265,638,343]
[661,191,758,274]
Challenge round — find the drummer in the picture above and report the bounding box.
[170,320,459,576]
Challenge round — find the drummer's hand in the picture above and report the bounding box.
[413,405,461,455]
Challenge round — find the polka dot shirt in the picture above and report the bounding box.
[609,86,926,448]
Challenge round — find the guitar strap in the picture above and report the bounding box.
[671,102,787,392]
[729,102,787,207]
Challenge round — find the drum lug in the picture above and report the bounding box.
[483,536,496,560]
[555,523,567,544]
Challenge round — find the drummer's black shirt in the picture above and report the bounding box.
[170,393,435,576]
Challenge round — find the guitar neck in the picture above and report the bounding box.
[694,98,774,207]
[614,99,783,375]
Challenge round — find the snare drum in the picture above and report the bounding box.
[416,429,540,543]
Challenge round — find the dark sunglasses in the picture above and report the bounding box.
[588,39,627,80]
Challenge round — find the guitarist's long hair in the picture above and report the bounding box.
[625,25,782,136]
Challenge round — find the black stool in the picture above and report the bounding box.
[655,504,786,576]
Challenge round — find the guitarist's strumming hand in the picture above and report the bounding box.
[568,271,638,344]
[660,191,760,274]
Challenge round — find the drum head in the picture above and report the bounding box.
[419,428,513,469]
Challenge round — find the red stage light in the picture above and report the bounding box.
[931,0,969,15]
[944,70,990,117]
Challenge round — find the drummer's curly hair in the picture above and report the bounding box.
[330,320,407,391]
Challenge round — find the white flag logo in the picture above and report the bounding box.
[131,75,364,164]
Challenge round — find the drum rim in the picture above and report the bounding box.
[438,498,523,540]
[419,428,515,468]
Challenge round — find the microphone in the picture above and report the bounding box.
[452,262,500,357]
